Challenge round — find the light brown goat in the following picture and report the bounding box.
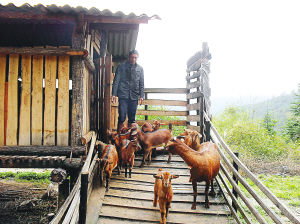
[135,123,172,167]
[120,137,141,178]
[98,144,119,192]
[167,129,202,163]
[167,139,220,209]
[141,120,165,133]
[153,168,179,224]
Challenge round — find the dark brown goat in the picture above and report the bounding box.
[167,139,220,209]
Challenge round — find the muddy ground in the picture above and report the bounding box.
[0,180,57,224]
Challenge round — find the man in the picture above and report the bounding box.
[112,50,144,132]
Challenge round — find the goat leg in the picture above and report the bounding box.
[100,168,104,186]
[153,193,158,207]
[105,174,110,192]
[204,181,210,208]
[209,179,216,197]
[125,164,127,178]
[167,152,172,163]
[159,200,166,224]
[140,152,148,168]
[147,149,152,165]
[117,165,120,175]
[191,180,197,210]
[166,202,170,218]
[129,167,132,178]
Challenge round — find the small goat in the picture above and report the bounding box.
[153,168,179,224]
[120,137,141,178]
[134,123,172,167]
[98,144,119,192]
[141,120,165,133]
[167,139,220,209]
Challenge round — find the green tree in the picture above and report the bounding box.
[262,111,277,135]
[285,84,300,141]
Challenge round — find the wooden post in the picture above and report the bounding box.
[199,73,204,143]
[104,54,112,136]
[232,152,239,212]
[79,172,88,224]
[144,93,148,121]
[71,25,86,146]
[0,55,6,146]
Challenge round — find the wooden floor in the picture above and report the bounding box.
[87,154,231,224]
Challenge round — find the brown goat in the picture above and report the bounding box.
[167,129,202,163]
[98,144,119,192]
[135,123,172,167]
[167,139,220,209]
[153,168,179,224]
[120,137,141,178]
[141,120,165,133]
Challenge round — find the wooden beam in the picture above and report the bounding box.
[0,47,87,56]
[0,55,5,146]
[6,54,18,146]
[0,146,86,156]
[187,102,200,111]
[144,88,187,94]
[187,115,200,122]
[186,80,200,89]
[71,30,85,146]
[136,120,186,126]
[186,91,203,100]
[91,23,139,31]
[19,55,31,145]
[186,125,200,132]
[186,71,200,81]
[142,99,187,106]
[136,110,187,116]
[85,15,148,24]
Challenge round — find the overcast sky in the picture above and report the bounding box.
[3,0,300,98]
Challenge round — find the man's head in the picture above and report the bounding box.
[128,50,139,65]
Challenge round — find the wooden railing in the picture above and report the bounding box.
[49,131,98,224]
[204,113,300,224]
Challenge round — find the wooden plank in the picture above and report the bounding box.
[144,88,187,94]
[57,54,70,146]
[31,54,43,145]
[100,205,229,224]
[187,80,200,89]
[186,91,203,100]
[6,54,19,146]
[187,115,200,122]
[187,102,200,111]
[104,54,112,130]
[102,197,229,214]
[19,55,31,145]
[44,54,57,145]
[186,71,200,81]
[136,110,187,116]
[0,55,6,146]
[0,47,87,56]
[142,99,187,106]
[186,125,200,132]
[136,120,186,126]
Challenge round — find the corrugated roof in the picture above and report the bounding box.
[0,3,159,23]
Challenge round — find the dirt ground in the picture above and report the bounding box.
[0,180,57,224]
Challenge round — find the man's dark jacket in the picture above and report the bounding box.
[112,61,144,100]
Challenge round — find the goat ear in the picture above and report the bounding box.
[171,175,179,179]
[153,174,163,179]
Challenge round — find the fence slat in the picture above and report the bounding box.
[144,88,187,94]
[187,115,200,122]
[136,120,186,126]
[186,80,200,89]
[57,55,70,146]
[187,102,200,111]
[31,55,43,145]
[186,125,200,132]
[136,110,187,116]
[44,55,57,145]
[6,54,19,146]
[19,55,31,145]
[186,91,203,100]
[0,55,5,146]
[143,99,187,106]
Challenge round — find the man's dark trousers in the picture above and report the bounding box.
[118,98,138,125]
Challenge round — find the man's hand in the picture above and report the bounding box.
[112,96,117,104]
[139,98,144,105]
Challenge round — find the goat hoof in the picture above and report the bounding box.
[191,204,196,210]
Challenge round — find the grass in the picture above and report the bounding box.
[0,171,51,184]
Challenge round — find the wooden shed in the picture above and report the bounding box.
[0,3,155,151]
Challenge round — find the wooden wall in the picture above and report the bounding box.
[0,51,70,146]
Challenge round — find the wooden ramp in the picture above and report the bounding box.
[87,154,231,224]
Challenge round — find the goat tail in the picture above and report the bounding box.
[169,123,172,131]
